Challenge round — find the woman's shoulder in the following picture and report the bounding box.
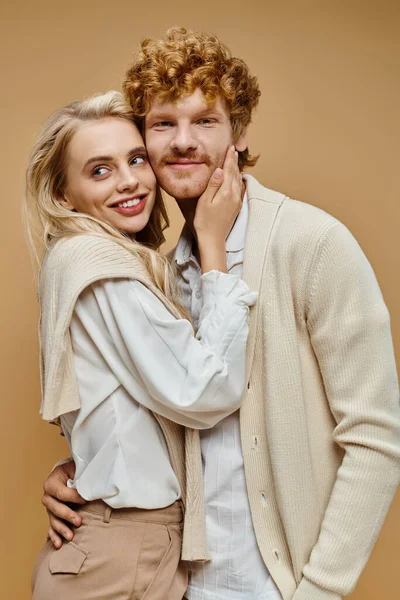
[40,234,149,294]
[44,234,144,269]
[46,233,129,261]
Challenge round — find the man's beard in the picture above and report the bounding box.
[154,151,221,200]
[161,151,211,173]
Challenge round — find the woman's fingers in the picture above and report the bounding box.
[199,167,224,205]
[222,145,236,170]
[221,146,240,188]
[217,146,242,210]
[201,145,239,206]
[194,143,242,243]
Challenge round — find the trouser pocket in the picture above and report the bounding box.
[133,522,183,600]
[48,541,88,574]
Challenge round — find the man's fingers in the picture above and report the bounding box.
[48,526,63,549]
[57,487,86,504]
[42,493,82,526]
[45,482,86,504]
[47,513,74,543]
[62,460,77,479]
[43,474,86,505]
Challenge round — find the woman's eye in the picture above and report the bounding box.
[92,166,108,177]
[130,156,146,165]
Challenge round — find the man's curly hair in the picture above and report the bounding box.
[123,27,261,170]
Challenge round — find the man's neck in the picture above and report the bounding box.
[176,197,198,238]
[173,180,246,265]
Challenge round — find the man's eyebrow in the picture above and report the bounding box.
[146,108,221,122]
[83,146,147,169]
[145,112,173,122]
[197,110,222,119]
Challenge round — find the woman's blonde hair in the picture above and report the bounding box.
[24,90,185,315]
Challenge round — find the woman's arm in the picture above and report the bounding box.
[194,145,242,274]
[71,273,256,428]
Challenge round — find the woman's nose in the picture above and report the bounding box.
[116,167,139,193]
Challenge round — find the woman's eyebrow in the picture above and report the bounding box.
[83,155,113,169]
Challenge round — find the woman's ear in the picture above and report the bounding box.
[57,192,75,211]
[235,126,249,152]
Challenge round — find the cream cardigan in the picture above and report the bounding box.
[235,175,400,600]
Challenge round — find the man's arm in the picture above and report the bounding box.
[293,221,400,600]
[42,460,86,548]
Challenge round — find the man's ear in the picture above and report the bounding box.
[235,126,249,152]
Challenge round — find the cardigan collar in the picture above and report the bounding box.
[241,175,287,385]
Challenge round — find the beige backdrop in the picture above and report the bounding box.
[1,1,399,598]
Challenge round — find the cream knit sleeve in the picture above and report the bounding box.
[293,222,400,600]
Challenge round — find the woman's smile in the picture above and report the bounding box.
[110,193,148,216]
[60,117,157,234]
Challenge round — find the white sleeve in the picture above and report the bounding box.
[72,271,257,429]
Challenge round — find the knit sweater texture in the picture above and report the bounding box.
[236,175,400,600]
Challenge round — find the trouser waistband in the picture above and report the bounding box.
[78,499,183,524]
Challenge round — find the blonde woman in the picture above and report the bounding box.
[26,91,256,600]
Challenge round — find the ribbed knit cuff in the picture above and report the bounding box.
[181,512,211,563]
[292,578,342,600]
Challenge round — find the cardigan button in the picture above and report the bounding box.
[247,381,251,389]
[272,549,281,562]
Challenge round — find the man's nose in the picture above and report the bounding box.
[170,125,198,153]
[116,166,139,193]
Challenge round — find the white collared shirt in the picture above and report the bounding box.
[61,269,256,508]
[175,195,282,600]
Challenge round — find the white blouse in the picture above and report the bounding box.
[61,270,256,509]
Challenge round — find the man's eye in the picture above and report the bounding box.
[153,121,173,128]
[197,119,215,125]
[92,166,108,177]
[130,156,146,165]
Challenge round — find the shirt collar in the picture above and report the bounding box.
[173,191,248,267]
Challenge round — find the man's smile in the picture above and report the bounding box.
[166,160,206,171]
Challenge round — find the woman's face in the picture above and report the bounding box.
[60,117,157,234]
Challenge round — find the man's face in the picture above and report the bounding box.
[144,89,236,201]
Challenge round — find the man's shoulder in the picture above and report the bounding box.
[246,174,342,242]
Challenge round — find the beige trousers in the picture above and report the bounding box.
[32,500,188,600]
